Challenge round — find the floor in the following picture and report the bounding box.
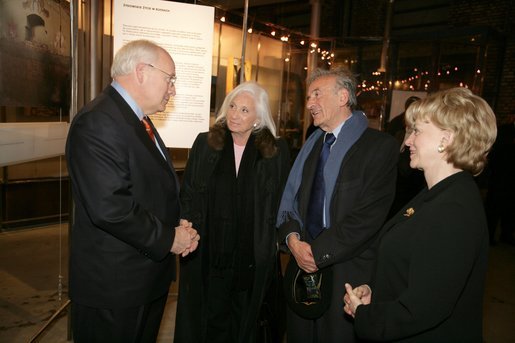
[0,224,514,343]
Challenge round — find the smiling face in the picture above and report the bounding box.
[226,92,258,144]
[306,75,350,132]
[404,118,447,173]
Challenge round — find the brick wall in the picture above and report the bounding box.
[346,0,515,119]
[451,0,515,119]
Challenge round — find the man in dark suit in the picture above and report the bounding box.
[276,68,398,342]
[66,40,199,343]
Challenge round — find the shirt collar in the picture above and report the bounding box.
[327,113,352,139]
[111,80,145,120]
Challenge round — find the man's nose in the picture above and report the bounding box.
[168,84,176,96]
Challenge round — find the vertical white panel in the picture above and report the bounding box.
[113,0,214,149]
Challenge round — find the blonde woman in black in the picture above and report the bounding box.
[344,87,497,342]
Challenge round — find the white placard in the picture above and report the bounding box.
[113,0,214,148]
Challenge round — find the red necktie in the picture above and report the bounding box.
[142,116,155,143]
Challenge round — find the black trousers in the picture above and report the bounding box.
[71,292,168,343]
[206,268,252,343]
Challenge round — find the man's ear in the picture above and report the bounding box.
[135,63,147,84]
[339,88,349,107]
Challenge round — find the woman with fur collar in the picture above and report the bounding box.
[174,82,290,343]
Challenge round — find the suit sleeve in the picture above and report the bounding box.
[311,134,398,268]
[67,110,174,261]
[275,138,300,243]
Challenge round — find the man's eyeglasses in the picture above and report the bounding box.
[145,63,177,87]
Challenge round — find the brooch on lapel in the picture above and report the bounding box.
[403,208,415,217]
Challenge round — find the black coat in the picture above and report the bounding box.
[354,171,489,342]
[174,125,290,343]
[278,128,399,343]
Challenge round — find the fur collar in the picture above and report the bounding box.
[207,122,278,159]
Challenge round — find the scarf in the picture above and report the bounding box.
[208,131,257,289]
[276,111,368,230]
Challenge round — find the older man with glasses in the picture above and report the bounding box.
[66,39,198,343]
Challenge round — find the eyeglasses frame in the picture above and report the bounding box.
[145,63,177,86]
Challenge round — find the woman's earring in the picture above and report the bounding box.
[253,123,257,128]
[437,144,445,153]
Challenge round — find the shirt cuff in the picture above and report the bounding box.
[285,232,301,249]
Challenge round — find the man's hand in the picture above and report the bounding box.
[170,219,200,256]
[287,234,318,273]
[181,219,200,257]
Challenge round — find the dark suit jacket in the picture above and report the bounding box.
[278,128,398,342]
[66,86,180,309]
[354,171,488,342]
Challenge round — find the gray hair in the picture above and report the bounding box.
[307,67,358,109]
[111,40,163,78]
[215,82,277,136]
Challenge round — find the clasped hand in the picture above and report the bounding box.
[170,219,200,257]
[343,283,372,317]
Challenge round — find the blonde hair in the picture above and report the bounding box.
[405,87,497,175]
[215,82,277,136]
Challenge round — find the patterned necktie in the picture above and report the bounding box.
[306,132,336,239]
[142,116,155,143]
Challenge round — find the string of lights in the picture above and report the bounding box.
[198,0,337,66]
[358,65,481,93]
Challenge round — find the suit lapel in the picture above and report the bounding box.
[381,187,428,240]
[106,86,177,178]
[146,116,180,189]
[336,133,360,173]
[146,117,173,167]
